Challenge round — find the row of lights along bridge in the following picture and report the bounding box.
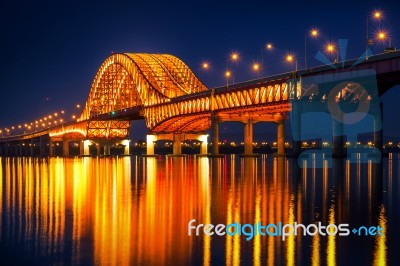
[201,9,391,86]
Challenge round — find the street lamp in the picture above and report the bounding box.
[285,54,298,71]
[228,52,239,84]
[325,42,338,62]
[305,28,319,68]
[252,62,261,78]
[225,71,231,87]
[202,62,209,70]
[376,30,391,49]
[366,9,383,59]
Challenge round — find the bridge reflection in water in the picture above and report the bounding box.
[0,155,398,265]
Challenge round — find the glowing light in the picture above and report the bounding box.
[310,28,319,37]
[225,71,231,77]
[252,63,260,72]
[231,52,239,61]
[266,43,272,50]
[376,31,387,41]
[325,43,336,53]
[76,104,81,108]
[373,10,382,19]
[286,54,294,63]
[202,62,209,70]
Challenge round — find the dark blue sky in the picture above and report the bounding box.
[1,0,400,140]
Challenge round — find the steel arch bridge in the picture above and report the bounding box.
[2,51,400,157]
[49,52,290,139]
[51,53,210,139]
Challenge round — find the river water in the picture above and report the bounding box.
[0,155,398,265]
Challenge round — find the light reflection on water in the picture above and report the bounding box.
[0,155,398,265]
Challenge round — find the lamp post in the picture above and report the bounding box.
[285,54,298,71]
[252,62,261,78]
[325,42,338,62]
[261,43,273,75]
[366,10,383,60]
[225,71,231,87]
[305,28,319,69]
[229,52,239,84]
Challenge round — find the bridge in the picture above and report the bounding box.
[1,51,400,157]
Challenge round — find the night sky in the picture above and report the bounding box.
[1,0,400,140]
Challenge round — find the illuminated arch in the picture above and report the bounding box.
[79,53,208,121]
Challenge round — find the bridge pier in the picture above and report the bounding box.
[79,140,91,156]
[120,139,130,155]
[277,120,285,156]
[104,142,111,156]
[63,140,69,157]
[374,104,383,153]
[49,138,54,157]
[146,135,156,155]
[332,112,344,156]
[30,139,34,156]
[39,136,45,157]
[173,133,182,155]
[291,103,301,155]
[243,120,253,155]
[211,117,219,155]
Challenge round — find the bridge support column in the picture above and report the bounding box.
[5,142,8,157]
[19,141,23,156]
[173,134,182,155]
[49,139,54,157]
[146,135,157,155]
[199,135,208,155]
[211,117,219,155]
[30,140,34,156]
[79,140,91,156]
[104,142,111,156]
[277,120,285,156]
[96,143,100,156]
[291,103,301,155]
[119,139,130,155]
[39,137,45,157]
[374,104,383,153]
[63,140,69,157]
[332,112,344,156]
[244,120,253,155]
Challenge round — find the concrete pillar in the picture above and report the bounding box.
[212,117,219,155]
[30,139,34,156]
[146,135,156,155]
[173,133,182,155]
[199,135,208,155]
[291,103,301,155]
[39,137,45,156]
[19,141,23,156]
[96,143,101,156]
[5,142,8,157]
[104,142,110,156]
[49,139,54,156]
[244,120,253,154]
[120,139,130,155]
[79,140,84,155]
[332,113,344,156]
[277,120,285,155]
[374,104,383,153]
[63,140,69,157]
[14,143,19,156]
[79,140,91,156]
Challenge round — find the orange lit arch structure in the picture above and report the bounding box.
[52,53,208,139]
